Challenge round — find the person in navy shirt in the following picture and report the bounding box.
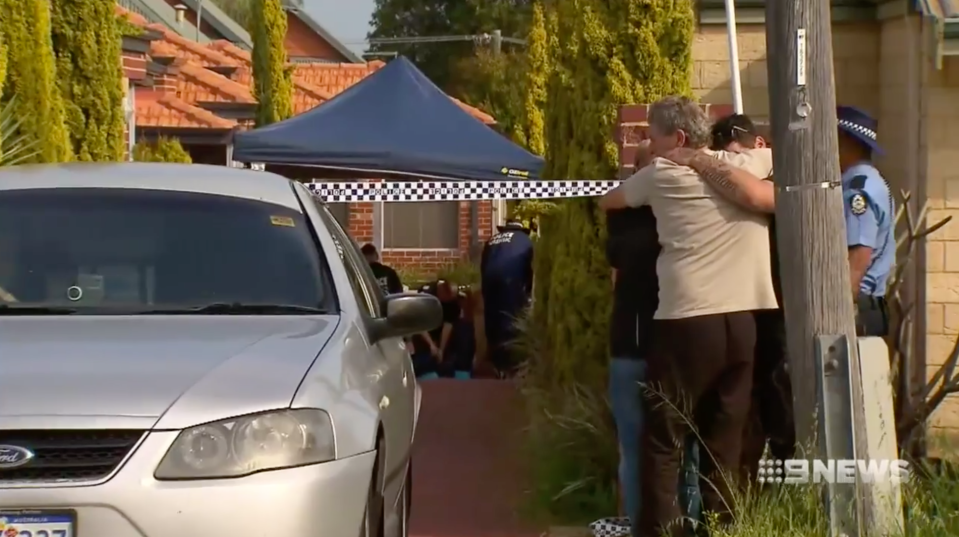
[663,106,894,337]
[481,219,533,377]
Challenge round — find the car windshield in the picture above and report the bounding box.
[0,188,335,314]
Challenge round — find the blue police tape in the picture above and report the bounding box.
[306,180,623,202]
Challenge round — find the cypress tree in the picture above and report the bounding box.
[0,32,6,96]
[252,0,293,126]
[0,0,72,162]
[523,2,548,157]
[51,0,126,161]
[522,0,694,516]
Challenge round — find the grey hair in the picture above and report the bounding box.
[648,96,712,149]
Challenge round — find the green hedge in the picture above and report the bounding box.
[133,137,192,163]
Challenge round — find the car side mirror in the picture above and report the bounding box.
[368,293,442,342]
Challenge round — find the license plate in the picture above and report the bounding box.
[0,510,75,537]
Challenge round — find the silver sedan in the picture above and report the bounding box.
[0,163,441,537]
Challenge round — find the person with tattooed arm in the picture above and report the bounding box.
[599,96,778,537]
[664,106,894,338]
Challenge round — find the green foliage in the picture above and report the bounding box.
[367,0,533,92]
[132,137,192,163]
[117,13,144,37]
[0,29,6,96]
[252,0,293,127]
[52,0,126,161]
[450,50,529,145]
[519,0,694,521]
[0,0,72,163]
[0,96,41,166]
[522,1,548,156]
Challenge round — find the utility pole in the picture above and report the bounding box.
[765,0,880,535]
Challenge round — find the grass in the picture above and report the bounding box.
[519,371,959,534]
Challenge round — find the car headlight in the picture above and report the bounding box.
[154,409,335,480]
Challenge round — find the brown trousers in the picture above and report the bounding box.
[740,310,796,482]
[638,312,756,537]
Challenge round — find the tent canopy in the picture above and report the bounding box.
[233,57,544,181]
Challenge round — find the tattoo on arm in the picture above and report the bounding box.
[686,152,740,196]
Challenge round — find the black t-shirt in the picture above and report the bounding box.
[412,283,460,354]
[606,207,660,359]
[763,179,784,307]
[369,262,403,295]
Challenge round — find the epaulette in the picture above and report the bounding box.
[849,175,868,190]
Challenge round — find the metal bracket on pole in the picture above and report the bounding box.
[815,334,862,537]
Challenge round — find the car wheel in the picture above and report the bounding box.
[403,461,412,528]
[362,447,385,537]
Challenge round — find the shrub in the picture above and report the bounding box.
[132,137,192,163]
[0,0,72,163]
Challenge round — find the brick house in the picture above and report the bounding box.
[116,2,501,269]
[618,0,959,440]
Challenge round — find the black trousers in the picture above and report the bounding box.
[856,295,889,337]
[740,310,795,482]
[639,312,757,537]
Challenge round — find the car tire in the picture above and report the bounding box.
[404,460,412,524]
[362,444,385,537]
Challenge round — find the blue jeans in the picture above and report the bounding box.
[609,359,702,527]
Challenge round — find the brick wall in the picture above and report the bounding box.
[692,23,880,119]
[285,14,348,61]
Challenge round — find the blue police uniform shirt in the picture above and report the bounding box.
[842,161,895,297]
[481,229,533,291]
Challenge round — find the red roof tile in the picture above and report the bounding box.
[207,41,495,122]
[174,58,255,103]
[115,5,149,26]
[136,94,237,129]
[148,24,237,66]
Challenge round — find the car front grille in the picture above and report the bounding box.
[0,429,144,483]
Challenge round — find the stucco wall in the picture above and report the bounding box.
[691,23,880,120]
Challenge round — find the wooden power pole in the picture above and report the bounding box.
[765,0,880,535]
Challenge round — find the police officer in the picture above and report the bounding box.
[837,106,894,337]
[480,219,534,377]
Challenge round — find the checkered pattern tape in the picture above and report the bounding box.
[588,517,631,537]
[306,180,621,202]
[838,119,877,141]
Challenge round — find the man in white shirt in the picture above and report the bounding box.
[600,96,778,537]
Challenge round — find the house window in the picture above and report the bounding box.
[383,202,459,249]
[327,203,349,229]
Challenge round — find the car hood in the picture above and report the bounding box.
[0,316,338,429]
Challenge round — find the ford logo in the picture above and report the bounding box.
[0,445,34,469]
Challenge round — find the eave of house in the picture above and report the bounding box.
[697,0,878,24]
[282,1,364,64]
[117,0,213,43]
[174,0,253,50]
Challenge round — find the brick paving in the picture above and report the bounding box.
[410,379,539,537]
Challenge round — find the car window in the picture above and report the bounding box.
[0,188,335,313]
[313,200,383,318]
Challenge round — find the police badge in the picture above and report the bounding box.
[850,193,867,216]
